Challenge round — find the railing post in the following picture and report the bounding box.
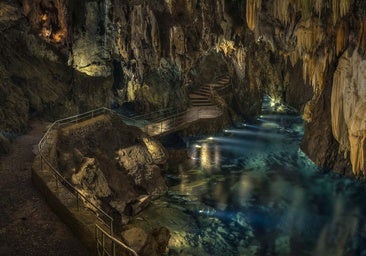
[102,233,105,256]
[55,175,59,191]
[76,192,79,210]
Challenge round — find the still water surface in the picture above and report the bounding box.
[132,98,366,256]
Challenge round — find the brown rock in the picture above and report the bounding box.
[140,227,171,256]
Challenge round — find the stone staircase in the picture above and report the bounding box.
[189,74,230,107]
[142,74,231,136]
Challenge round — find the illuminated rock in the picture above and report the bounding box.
[332,48,366,175]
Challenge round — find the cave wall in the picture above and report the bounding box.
[1,0,366,176]
[243,0,366,176]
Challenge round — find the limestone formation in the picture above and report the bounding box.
[332,48,366,175]
[57,114,168,216]
[1,0,366,176]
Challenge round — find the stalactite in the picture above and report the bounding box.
[331,55,350,153]
[301,0,312,20]
[331,49,366,175]
[336,21,349,56]
[296,18,324,56]
[302,54,327,96]
[332,0,351,24]
[246,0,261,31]
[358,18,366,55]
[232,47,247,82]
[288,50,299,67]
[314,0,323,17]
[273,0,291,24]
[349,106,366,176]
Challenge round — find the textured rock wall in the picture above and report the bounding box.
[243,0,366,175]
[2,0,366,175]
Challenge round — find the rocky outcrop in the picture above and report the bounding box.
[57,114,168,218]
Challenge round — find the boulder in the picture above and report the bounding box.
[121,227,148,253]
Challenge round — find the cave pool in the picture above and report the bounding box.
[129,97,366,256]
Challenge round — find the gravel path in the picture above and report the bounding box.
[0,120,89,256]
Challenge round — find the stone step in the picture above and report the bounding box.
[190,98,211,102]
[191,102,215,107]
[190,90,211,97]
[189,93,209,99]
[195,87,211,93]
[217,77,230,82]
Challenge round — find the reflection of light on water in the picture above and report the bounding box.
[201,143,211,172]
[190,145,199,163]
[237,174,253,207]
[179,167,189,194]
[214,144,220,169]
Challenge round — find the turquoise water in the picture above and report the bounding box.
[133,99,366,256]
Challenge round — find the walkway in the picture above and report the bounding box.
[142,74,230,136]
[0,120,88,256]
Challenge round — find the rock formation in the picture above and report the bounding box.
[57,114,168,219]
[1,0,366,176]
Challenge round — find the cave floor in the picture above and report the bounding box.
[0,120,88,256]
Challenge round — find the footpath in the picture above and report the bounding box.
[0,120,88,256]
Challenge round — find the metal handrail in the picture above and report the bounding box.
[38,107,141,255]
[96,224,139,256]
[37,104,222,255]
[38,107,114,233]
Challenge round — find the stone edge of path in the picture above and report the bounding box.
[31,138,98,255]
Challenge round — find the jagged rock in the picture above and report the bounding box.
[71,157,111,208]
[115,136,168,195]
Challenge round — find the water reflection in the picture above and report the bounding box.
[131,99,366,256]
